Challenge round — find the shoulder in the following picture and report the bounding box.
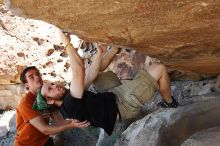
[19,92,35,105]
[17,92,38,113]
[63,89,83,102]
[96,91,116,98]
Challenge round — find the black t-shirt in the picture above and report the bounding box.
[59,90,119,135]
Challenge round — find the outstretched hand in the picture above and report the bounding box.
[66,119,90,128]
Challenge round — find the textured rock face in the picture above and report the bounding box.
[0,10,80,84]
[181,127,220,146]
[0,110,15,146]
[215,75,220,92]
[7,0,220,76]
[0,84,25,110]
[115,93,220,146]
[0,8,161,85]
[108,49,151,80]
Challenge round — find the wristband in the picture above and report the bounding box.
[65,42,72,49]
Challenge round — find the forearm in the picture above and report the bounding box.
[84,52,102,89]
[65,41,85,98]
[43,123,70,135]
[30,116,72,136]
[100,47,118,71]
[60,30,84,70]
[44,119,90,135]
[51,111,69,126]
[66,44,85,71]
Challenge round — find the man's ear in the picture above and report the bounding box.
[47,99,55,105]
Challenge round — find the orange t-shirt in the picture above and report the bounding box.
[14,92,49,146]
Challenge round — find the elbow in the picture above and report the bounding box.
[99,67,105,72]
[72,67,85,77]
[80,65,85,73]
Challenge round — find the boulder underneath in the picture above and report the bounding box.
[181,127,220,146]
[115,92,220,146]
[0,84,25,110]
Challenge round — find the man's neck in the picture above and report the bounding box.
[29,88,39,96]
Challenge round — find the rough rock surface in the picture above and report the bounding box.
[214,74,220,92]
[0,110,15,146]
[115,92,220,146]
[181,127,220,146]
[0,84,25,110]
[108,49,156,80]
[6,0,220,76]
[0,9,81,85]
[0,8,161,85]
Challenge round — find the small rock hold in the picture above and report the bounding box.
[46,49,54,56]
[54,45,64,51]
[64,62,70,69]
[57,59,63,62]
[60,50,68,57]
[32,37,44,46]
[45,61,53,66]
[17,52,25,58]
[50,72,57,77]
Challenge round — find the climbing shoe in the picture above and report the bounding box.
[157,96,179,108]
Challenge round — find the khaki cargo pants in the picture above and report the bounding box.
[92,70,159,120]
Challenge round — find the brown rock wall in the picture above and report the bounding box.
[6,0,220,75]
[0,10,74,84]
[0,84,25,110]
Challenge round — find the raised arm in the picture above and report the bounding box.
[84,45,103,89]
[29,113,90,135]
[99,45,119,71]
[59,31,85,99]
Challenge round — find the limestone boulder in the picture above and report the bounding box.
[0,10,80,84]
[108,49,154,80]
[214,74,220,92]
[0,110,15,146]
[181,127,220,146]
[115,92,220,146]
[0,84,25,110]
[6,0,220,76]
